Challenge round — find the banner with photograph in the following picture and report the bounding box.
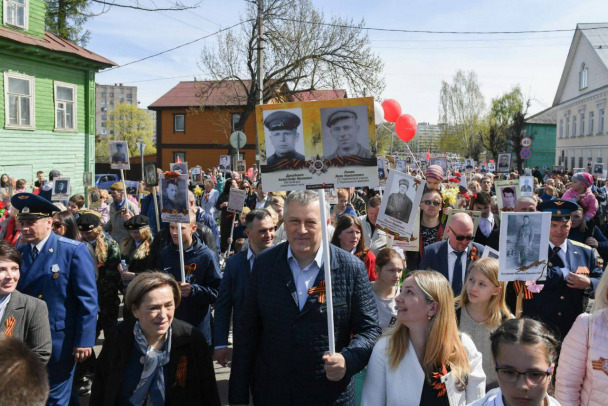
[51,177,70,201]
[236,160,247,173]
[391,211,421,250]
[256,97,377,191]
[83,172,92,187]
[377,156,389,187]
[488,162,496,173]
[496,153,511,173]
[519,176,534,197]
[159,173,190,223]
[395,159,408,173]
[481,245,500,259]
[430,157,447,174]
[191,166,203,185]
[376,171,426,238]
[495,179,520,212]
[227,188,247,213]
[219,155,231,173]
[464,159,475,173]
[442,209,481,240]
[498,212,551,281]
[87,187,101,209]
[109,141,130,170]
[144,163,158,186]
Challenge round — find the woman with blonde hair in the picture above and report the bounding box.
[362,270,485,405]
[555,271,608,405]
[456,258,512,390]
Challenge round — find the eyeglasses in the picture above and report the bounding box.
[449,227,474,241]
[52,221,63,229]
[422,200,441,207]
[495,363,552,386]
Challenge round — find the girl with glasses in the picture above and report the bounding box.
[362,270,486,405]
[406,189,445,270]
[469,318,559,406]
[456,258,513,391]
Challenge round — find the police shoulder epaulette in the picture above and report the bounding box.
[570,239,591,250]
[58,236,80,246]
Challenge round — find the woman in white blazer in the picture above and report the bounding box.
[362,270,485,406]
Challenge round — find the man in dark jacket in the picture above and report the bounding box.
[158,211,221,345]
[229,190,381,405]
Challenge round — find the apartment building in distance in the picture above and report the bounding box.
[95,83,137,138]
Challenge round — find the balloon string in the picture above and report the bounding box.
[378,122,426,180]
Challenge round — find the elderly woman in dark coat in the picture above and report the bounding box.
[91,271,220,406]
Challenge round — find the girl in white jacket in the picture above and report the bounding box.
[555,271,608,406]
[468,318,561,406]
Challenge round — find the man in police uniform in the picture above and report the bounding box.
[325,110,372,160]
[385,178,413,223]
[12,193,98,405]
[264,111,305,166]
[522,199,603,340]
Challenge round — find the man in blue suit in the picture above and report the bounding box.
[523,199,603,340]
[214,209,275,367]
[419,212,485,295]
[12,193,98,405]
[229,190,381,405]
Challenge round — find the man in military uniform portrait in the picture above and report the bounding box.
[11,193,98,405]
[498,154,510,172]
[264,110,305,167]
[110,142,127,164]
[385,178,413,223]
[324,109,372,161]
[514,215,532,266]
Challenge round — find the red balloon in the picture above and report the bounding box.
[395,114,417,142]
[381,99,402,123]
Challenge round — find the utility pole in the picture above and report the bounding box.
[255,0,264,169]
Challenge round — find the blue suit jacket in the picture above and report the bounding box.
[213,250,250,348]
[229,243,381,405]
[522,240,603,340]
[18,232,98,367]
[419,239,485,283]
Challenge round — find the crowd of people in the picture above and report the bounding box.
[0,163,607,406]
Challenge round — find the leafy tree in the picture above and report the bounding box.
[198,0,385,142]
[438,70,486,158]
[95,103,156,162]
[483,86,524,160]
[45,0,201,45]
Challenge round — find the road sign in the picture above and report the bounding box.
[230,131,247,149]
[520,137,533,148]
[520,148,532,160]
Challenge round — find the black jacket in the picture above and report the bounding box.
[91,318,220,406]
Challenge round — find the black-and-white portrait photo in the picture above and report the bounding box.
[377,157,386,180]
[161,175,188,212]
[479,164,488,173]
[385,178,414,223]
[520,176,534,196]
[109,141,130,169]
[321,105,373,163]
[83,172,92,187]
[376,172,426,238]
[395,159,407,173]
[465,159,475,172]
[262,108,305,170]
[144,163,158,186]
[191,167,203,185]
[594,163,604,174]
[219,155,231,172]
[88,187,101,209]
[430,157,447,173]
[237,160,246,172]
[488,162,496,172]
[52,178,70,201]
[497,153,511,173]
[501,186,517,210]
[170,162,188,175]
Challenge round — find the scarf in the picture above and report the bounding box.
[129,321,172,406]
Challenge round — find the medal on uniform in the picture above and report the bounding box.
[52,264,60,278]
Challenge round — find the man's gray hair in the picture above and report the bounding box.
[516,196,536,206]
[245,209,273,229]
[284,190,320,218]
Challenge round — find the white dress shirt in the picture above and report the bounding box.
[287,245,324,310]
[447,242,469,286]
[549,240,569,277]
[479,213,494,237]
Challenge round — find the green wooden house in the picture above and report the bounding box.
[0,0,115,193]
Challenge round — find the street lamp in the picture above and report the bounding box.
[137,138,145,181]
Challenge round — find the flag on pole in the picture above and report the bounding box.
[426,149,430,161]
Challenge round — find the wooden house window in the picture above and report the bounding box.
[3,0,28,30]
[54,81,77,131]
[174,114,185,132]
[173,152,186,162]
[4,71,34,129]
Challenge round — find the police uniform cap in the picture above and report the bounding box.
[398,178,410,187]
[327,110,357,127]
[537,199,579,222]
[110,181,124,191]
[264,111,301,131]
[77,212,101,231]
[11,193,60,220]
[125,215,149,230]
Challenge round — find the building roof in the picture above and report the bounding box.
[290,89,347,101]
[525,107,557,124]
[0,27,116,67]
[149,80,348,109]
[552,23,608,106]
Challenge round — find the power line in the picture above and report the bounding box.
[100,19,253,72]
[275,17,608,35]
[370,35,573,43]
[122,75,195,83]
[373,43,570,51]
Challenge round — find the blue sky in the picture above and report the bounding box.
[87,0,608,123]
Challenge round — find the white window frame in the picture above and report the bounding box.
[174,114,185,132]
[54,81,77,131]
[4,71,35,130]
[3,0,28,30]
[579,63,588,90]
[589,111,594,135]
